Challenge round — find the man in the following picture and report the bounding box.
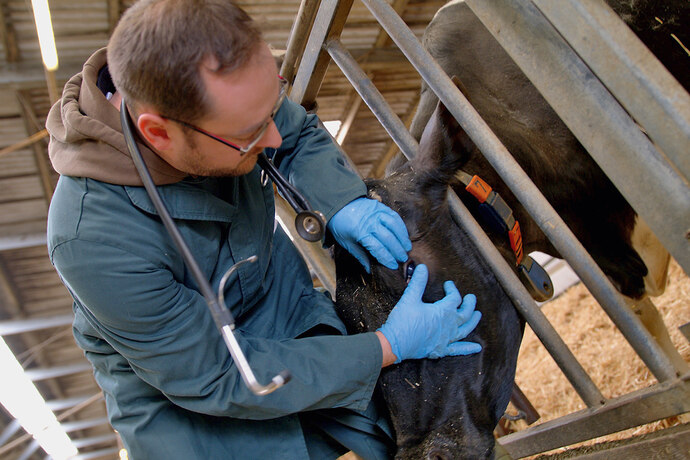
[46,1,482,458]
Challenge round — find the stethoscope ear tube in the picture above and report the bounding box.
[119,99,291,395]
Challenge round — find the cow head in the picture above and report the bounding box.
[334,100,524,459]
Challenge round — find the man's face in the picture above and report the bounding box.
[165,44,283,177]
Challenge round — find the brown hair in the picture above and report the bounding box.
[107,0,262,122]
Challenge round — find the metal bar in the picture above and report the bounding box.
[533,0,690,183]
[72,447,119,460]
[275,198,336,295]
[280,0,321,84]
[372,94,419,178]
[362,0,679,382]
[72,433,118,449]
[46,394,99,411]
[325,39,418,161]
[17,440,40,460]
[465,0,690,276]
[0,420,21,447]
[498,376,690,458]
[0,232,47,251]
[61,418,110,433]
[325,31,604,406]
[24,362,92,381]
[0,314,73,336]
[290,0,354,107]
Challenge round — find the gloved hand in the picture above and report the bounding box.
[377,264,482,363]
[328,197,412,273]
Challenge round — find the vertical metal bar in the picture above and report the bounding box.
[280,0,321,84]
[465,0,690,276]
[325,35,604,407]
[532,0,690,184]
[361,0,679,382]
[290,0,354,107]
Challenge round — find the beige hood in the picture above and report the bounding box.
[46,48,186,186]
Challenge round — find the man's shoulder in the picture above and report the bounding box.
[47,175,137,253]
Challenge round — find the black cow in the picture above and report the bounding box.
[334,99,524,459]
[397,0,687,371]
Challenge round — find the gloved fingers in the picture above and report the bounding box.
[377,210,412,253]
[436,280,462,310]
[359,234,398,270]
[364,222,409,265]
[444,340,483,357]
[455,310,482,340]
[456,292,477,324]
[345,243,372,273]
[401,263,428,300]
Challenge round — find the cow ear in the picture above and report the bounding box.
[414,77,475,182]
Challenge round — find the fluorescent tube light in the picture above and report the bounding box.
[30,0,59,71]
[0,337,77,459]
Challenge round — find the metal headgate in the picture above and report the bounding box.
[278,0,690,457]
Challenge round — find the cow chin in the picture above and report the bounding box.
[395,422,495,460]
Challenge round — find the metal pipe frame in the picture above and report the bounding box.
[289,0,689,454]
[465,0,690,275]
[325,36,603,407]
[361,0,679,382]
[280,0,321,84]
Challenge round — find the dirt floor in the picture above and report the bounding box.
[507,258,690,457]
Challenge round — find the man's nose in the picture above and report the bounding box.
[257,121,282,149]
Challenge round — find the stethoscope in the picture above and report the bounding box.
[120,99,326,395]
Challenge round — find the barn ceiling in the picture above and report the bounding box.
[0,0,443,458]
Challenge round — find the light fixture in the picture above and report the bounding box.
[30,0,59,71]
[0,337,77,459]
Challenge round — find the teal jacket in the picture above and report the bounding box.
[46,49,382,459]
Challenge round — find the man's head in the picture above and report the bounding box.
[108,0,283,176]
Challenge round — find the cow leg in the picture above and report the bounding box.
[626,296,689,375]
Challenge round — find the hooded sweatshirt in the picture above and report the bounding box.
[47,48,186,185]
[45,48,388,460]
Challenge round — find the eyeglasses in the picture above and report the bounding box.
[161,75,288,155]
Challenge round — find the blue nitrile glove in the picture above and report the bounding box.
[377,264,482,363]
[328,197,412,273]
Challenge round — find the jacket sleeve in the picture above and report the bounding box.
[271,99,367,224]
[52,237,382,420]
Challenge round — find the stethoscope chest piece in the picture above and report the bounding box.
[295,210,326,242]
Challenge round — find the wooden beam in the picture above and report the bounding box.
[374,0,409,48]
[0,0,19,62]
[0,130,48,158]
[16,91,54,202]
[336,90,363,145]
[107,0,121,33]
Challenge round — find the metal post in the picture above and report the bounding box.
[290,0,354,107]
[281,0,321,84]
[324,35,604,407]
[360,0,679,382]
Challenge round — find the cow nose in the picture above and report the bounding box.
[426,448,451,460]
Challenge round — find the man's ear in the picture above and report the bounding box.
[136,113,175,152]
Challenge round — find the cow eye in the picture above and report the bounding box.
[404,261,416,283]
